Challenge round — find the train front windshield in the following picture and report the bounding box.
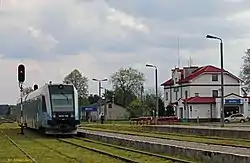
[49,85,75,112]
[51,94,74,112]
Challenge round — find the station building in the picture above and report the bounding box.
[161,65,250,121]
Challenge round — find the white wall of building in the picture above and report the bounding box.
[190,86,240,97]
[191,73,240,85]
[162,66,246,120]
[163,72,241,106]
[187,104,213,119]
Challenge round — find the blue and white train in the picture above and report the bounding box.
[16,83,80,135]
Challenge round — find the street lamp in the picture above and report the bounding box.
[206,34,224,127]
[146,64,158,118]
[92,78,108,117]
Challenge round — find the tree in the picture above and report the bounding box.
[63,69,88,98]
[105,90,114,102]
[79,97,90,106]
[143,88,165,116]
[88,94,101,104]
[240,50,250,92]
[22,86,33,96]
[110,67,145,106]
[127,98,143,118]
[165,105,175,116]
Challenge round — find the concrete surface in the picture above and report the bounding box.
[78,129,250,163]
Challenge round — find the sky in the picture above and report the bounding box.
[1,0,250,105]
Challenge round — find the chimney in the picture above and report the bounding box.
[33,84,38,91]
[183,66,199,78]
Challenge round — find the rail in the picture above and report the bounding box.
[0,130,37,163]
[73,137,195,163]
[57,138,139,163]
[23,134,81,163]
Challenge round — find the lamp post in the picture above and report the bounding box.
[92,78,108,118]
[206,34,224,127]
[146,64,158,118]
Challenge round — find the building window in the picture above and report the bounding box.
[212,74,218,81]
[175,78,178,83]
[166,92,168,100]
[195,93,199,97]
[212,90,218,97]
[175,91,178,100]
[190,105,192,112]
[185,91,188,98]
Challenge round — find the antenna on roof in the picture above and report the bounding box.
[187,56,193,67]
[177,36,180,68]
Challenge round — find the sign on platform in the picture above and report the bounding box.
[224,99,242,105]
[81,106,98,112]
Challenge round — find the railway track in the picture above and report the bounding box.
[57,136,196,163]
[81,127,250,149]
[57,138,139,163]
[0,129,37,163]
[72,136,196,163]
[23,134,81,163]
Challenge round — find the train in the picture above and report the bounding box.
[16,83,80,135]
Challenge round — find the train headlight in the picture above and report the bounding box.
[53,114,56,118]
[71,114,74,118]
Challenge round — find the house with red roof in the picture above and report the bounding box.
[161,65,248,122]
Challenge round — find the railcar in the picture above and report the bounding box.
[16,83,80,135]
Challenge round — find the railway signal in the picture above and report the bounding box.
[18,64,25,83]
[17,64,25,135]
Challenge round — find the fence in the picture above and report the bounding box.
[130,116,179,125]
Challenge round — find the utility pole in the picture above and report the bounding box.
[140,85,144,116]
[146,64,159,118]
[206,34,224,127]
[155,67,158,118]
[92,78,108,121]
[104,88,108,121]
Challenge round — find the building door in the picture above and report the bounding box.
[86,111,90,122]
[180,107,183,118]
[224,106,239,118]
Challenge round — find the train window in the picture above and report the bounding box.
[42,96,47,112]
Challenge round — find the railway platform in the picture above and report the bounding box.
[78,128,250,163]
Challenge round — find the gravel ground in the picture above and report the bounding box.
[151,124,250,131]
[79,129,250,157]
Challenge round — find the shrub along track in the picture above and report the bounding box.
[81,126,250,149]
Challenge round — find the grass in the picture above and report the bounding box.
[80,124,250,148]
[0,123,124,163]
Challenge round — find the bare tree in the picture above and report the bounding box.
[240,49,250,92]
[22,86,33,96]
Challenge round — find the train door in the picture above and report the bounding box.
[37,97,43,128]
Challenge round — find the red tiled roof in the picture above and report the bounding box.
[160,79,174,86]
[161,65,242,86]
[178,65,242,84]
[183,97,216,104]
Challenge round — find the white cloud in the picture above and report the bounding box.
[107,7,149,33]
[0,0,250,104]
